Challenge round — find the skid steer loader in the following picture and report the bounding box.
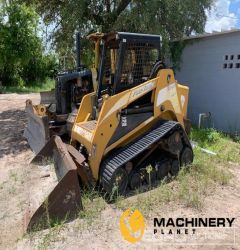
[24,32,103,153]
[26,32,193,231]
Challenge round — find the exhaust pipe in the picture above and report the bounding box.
[76,32,81,71]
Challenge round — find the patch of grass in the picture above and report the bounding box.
[78,189,107,227]
[191,127,223,148]
[115,143,233,216]
[1,78,55,93]
[177,169,204,209]
[114,181,174,217]
[175,148,232,208]
[191,127,240,163]
[37,223,65,250]
[8,186,17,194]
[8,170,21,194]
[9,171,18,182]
[24,212,67,249]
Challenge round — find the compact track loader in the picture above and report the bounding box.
[24,32,103,153]
[26,32,193,231]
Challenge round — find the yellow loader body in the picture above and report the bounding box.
[72,69,189,180]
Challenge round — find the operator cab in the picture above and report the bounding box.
[95,31,163,113]
[73,32,166,152]
[97,32,162,95]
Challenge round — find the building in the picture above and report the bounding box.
[175,29,240,134]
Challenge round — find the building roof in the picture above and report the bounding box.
[182,28,240,41]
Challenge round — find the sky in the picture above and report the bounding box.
[205,0,240,32]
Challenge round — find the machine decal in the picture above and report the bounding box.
[121,116,127,127]
[157,83,181,113]
[100,93,130,124]
[129,81,155,102]
[181,95,185,108]
[74,125,93,141]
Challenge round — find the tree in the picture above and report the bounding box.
[0,2,57,86]
[20,0,214,66]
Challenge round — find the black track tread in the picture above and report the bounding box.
[101,120,191,193]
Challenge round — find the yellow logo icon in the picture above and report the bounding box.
[119,208,145,243]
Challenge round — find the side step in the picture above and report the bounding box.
[100,120,190,193]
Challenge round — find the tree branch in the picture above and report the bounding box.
[106,0,110,13]
[116,0,131,16]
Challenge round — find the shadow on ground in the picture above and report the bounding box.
[0,109,29,158]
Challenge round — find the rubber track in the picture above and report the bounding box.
[101,120,190,193]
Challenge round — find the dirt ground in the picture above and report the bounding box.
[0,93,239,250]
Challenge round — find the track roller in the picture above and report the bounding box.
[130,172,142,190]
[104,167,128,195]
[170,160,180,176]
[155,160,171,180]
[180,146,194,167]
[166,131,183,154]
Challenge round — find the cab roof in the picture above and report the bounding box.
[103,31,161,45]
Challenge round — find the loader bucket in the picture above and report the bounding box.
[26,136,84,232]
[40,89,56,104]
[24,100,50,154]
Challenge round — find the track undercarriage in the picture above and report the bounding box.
[100,120,193,195]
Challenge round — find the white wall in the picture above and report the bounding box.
[176,32,240,133]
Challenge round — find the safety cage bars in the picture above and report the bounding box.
[96,34,161,99]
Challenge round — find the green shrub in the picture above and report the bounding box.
[191,128,223,147]
[0,3,57,87]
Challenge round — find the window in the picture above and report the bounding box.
[223,54,240,69]
[120,44,159,86]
